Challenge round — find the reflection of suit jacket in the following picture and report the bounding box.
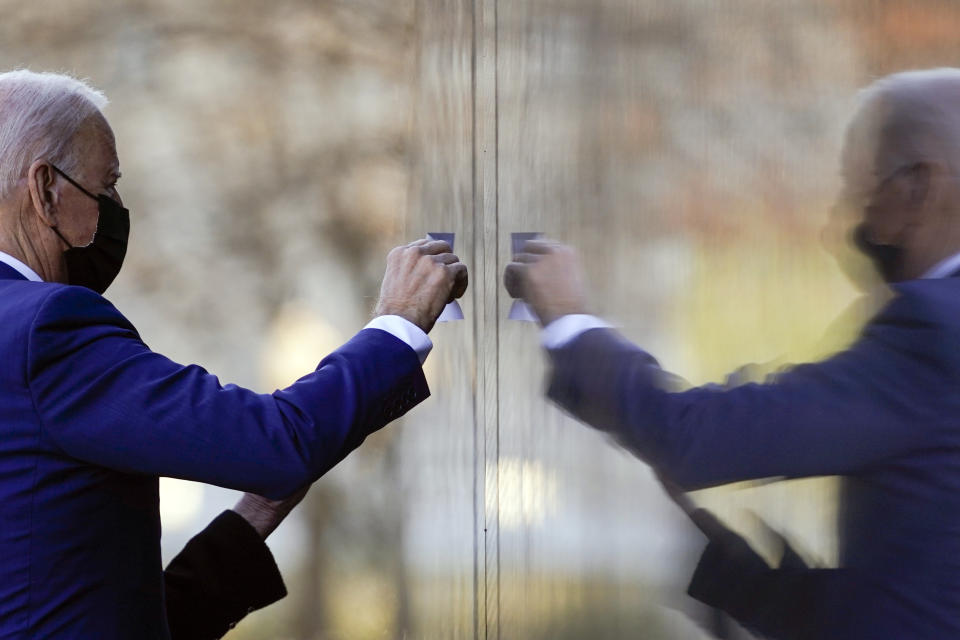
[0,262,428,639]
[547,277,960,639]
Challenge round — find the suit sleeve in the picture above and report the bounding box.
[27,286,430,499]
[165,510,286,640]
[546,291,947,489]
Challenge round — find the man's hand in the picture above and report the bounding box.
[231,485,310,540]
[375,238,469,334]
[503,240,588,326]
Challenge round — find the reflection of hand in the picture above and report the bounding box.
[686,508,816,639]
[503,240,588,326]
[231,485,310,540]
[686,508,772,610]
[375,238,469,334]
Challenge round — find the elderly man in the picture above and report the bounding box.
[0,70,467,639]
[507,68,960,639]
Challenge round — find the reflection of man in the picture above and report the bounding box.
[0,70,467,638]
[506,69,960,639]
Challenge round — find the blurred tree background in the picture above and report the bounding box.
[3,0,960,638]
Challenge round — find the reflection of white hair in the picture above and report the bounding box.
[847,68,960,185]
[0,70,107,201]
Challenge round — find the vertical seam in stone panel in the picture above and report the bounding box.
[472,0,500,638]
[469,2,480,639]
[492,0,501,638]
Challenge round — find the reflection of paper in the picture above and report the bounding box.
[508,299,538,322]
[509,232,543,322]
[427,232,463,322]
[511,232,542,256]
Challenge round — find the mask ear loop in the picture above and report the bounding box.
[47,163,100,249]
[49,163,99,201]
[50,225,74,249]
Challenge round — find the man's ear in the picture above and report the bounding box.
[26,160,59,227]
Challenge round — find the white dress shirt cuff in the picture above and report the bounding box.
[364,315,433,365]
[0,251,43,282]
[541,314,612,350]
[921,250,960,279]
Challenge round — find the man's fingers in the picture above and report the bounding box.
[432,252,461,265]
[446,263,469,301]
[418,240,453,255]
[503,262,526,299]
[513,252,540,264]
[408,237,431,247]
[522,239,560,255]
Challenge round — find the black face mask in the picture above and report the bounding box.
[852,223,903,283]
[49,164,129,294]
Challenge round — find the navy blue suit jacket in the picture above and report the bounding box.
[548,277,960,639]
[0,262,429,639]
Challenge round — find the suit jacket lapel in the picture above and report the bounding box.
[0,261,27,281]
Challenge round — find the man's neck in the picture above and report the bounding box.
[0,200,60,282]
[0,232,46,279]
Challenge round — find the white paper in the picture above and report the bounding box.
[508,299,538,322]
[437,300,464,321]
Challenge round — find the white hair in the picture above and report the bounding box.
[0,70,108,201]
[846,68,960,188]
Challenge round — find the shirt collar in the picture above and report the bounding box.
[921,251,960,280]
[0,251,43,282]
